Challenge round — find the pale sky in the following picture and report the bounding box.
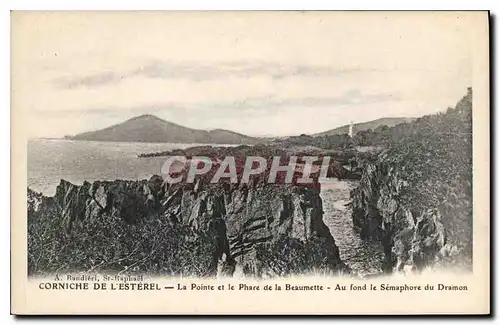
[12,11,482,138]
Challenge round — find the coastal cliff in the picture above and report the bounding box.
[349,89,473,273]
[28,177,347,277]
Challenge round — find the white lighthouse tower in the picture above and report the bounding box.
[348,121,354,137]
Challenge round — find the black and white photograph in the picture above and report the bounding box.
[11,10,490,315]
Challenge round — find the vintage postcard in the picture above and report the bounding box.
[11,11,490,315]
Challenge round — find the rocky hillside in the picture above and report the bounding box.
[350,88,473,274]
[28,175,348,277]
[68,114,264,145]
[313,117,416,137]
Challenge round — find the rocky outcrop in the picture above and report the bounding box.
[349,89,473,274]
[350,162,469,274]
[28,176,347,277]
[28,178,163,229]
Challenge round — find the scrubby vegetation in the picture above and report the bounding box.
[28,87,474,277]
[28,197,218,276]
[254,236,337,277]
[383,89,472,210]
[350,88,473,272]
[279,133,353,150]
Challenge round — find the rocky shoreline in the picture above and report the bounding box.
[28,174,350,277]
[27,88,473,278]
[349,89,473,274]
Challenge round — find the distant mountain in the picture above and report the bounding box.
[313,117,417,137]
[68,114,264,145]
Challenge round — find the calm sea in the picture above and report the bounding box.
[321,182,384,277]
[27,139,232,196]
